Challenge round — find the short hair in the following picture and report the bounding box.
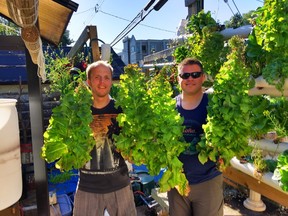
[177,58,204,74]
[86,60,114,80]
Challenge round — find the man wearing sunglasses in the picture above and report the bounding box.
[168,58,223,216]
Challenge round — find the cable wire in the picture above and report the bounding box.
[110,9,152,47]
[231,0,242,17]
[110,0,169,47]
[223,0,235,16]
[99,10,175,33]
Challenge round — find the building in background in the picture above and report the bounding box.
[121,35,171,65]
[120,0,204,67]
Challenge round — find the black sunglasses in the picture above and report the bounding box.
[179,72,203,79]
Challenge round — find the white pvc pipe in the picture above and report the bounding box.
[230,157,287,193]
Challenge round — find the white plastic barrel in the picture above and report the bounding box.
[0,99,22,210]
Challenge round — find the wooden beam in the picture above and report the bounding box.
[223,166,288,207]
[25,48,50,216]
[67,26,90,59]
[88,26,100,61]
[67,25,100,61]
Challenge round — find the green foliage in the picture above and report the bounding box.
[172,3,288,193]
[249,0,288,90]
[273,150,288,192]
[225,13,244,29]
[251,146,268,173]
[246,30,267,78]
[44,49,72,95]
[253,0,288,52]
[42,81,94,171]
[186,10,217,35]
[0,17,20,35]
[262,57,288,92]
[249,96,271,139]
[42,82,95,171]
[197,36,253,171]
[60,30,74,46]
[265,159,277,173]
[173,46,189,64]
[225,11,256,29]
[41,51,94,171]
[110,83,120,99]
[224,10,255,28]
[49,170,76,184]
[114,64,189,195]
[44,47,88,95]
[263,97,288,143]
[173,11,228,79]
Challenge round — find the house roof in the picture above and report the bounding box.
[0,46,125,84]
[0,2,126,83]
[0,0,78,46]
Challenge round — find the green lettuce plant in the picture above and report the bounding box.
[41,51,94,171]
[114,64,189,195]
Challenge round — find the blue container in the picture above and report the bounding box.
[57,194,72,216]
[132,164,165,183]
[48,169,79,196]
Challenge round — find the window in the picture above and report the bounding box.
[131,46,135,52]
[150,44,156,53]
[142,45,147,53]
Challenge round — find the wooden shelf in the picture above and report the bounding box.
[249,76,288,96]
[223,158,288,207]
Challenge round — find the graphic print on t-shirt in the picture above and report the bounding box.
[85,113,120,171]
[183,119,202,155]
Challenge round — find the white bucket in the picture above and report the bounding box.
[0,99,22,210]
[101,44,111,62]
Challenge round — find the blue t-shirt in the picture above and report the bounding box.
[175,93,221,184]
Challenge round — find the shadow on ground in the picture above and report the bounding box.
[223,183,288,216]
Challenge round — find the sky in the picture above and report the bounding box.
[67,0,264,52]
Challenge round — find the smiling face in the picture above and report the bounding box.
[178,64,206,96]
[87,64,113,99]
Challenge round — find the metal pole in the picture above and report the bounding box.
[25,48,50,216]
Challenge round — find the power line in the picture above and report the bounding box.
[73,7,94,15]
[212,0,220,21]
[97,0,106,8]
[110,0,168,47]
[73,0,105,15]
[110,10,145,47]
[99,10,140,23]
[223,0,235,16]
[99,10,175,33]
[73,4,175,35]
[231,0,242,17]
